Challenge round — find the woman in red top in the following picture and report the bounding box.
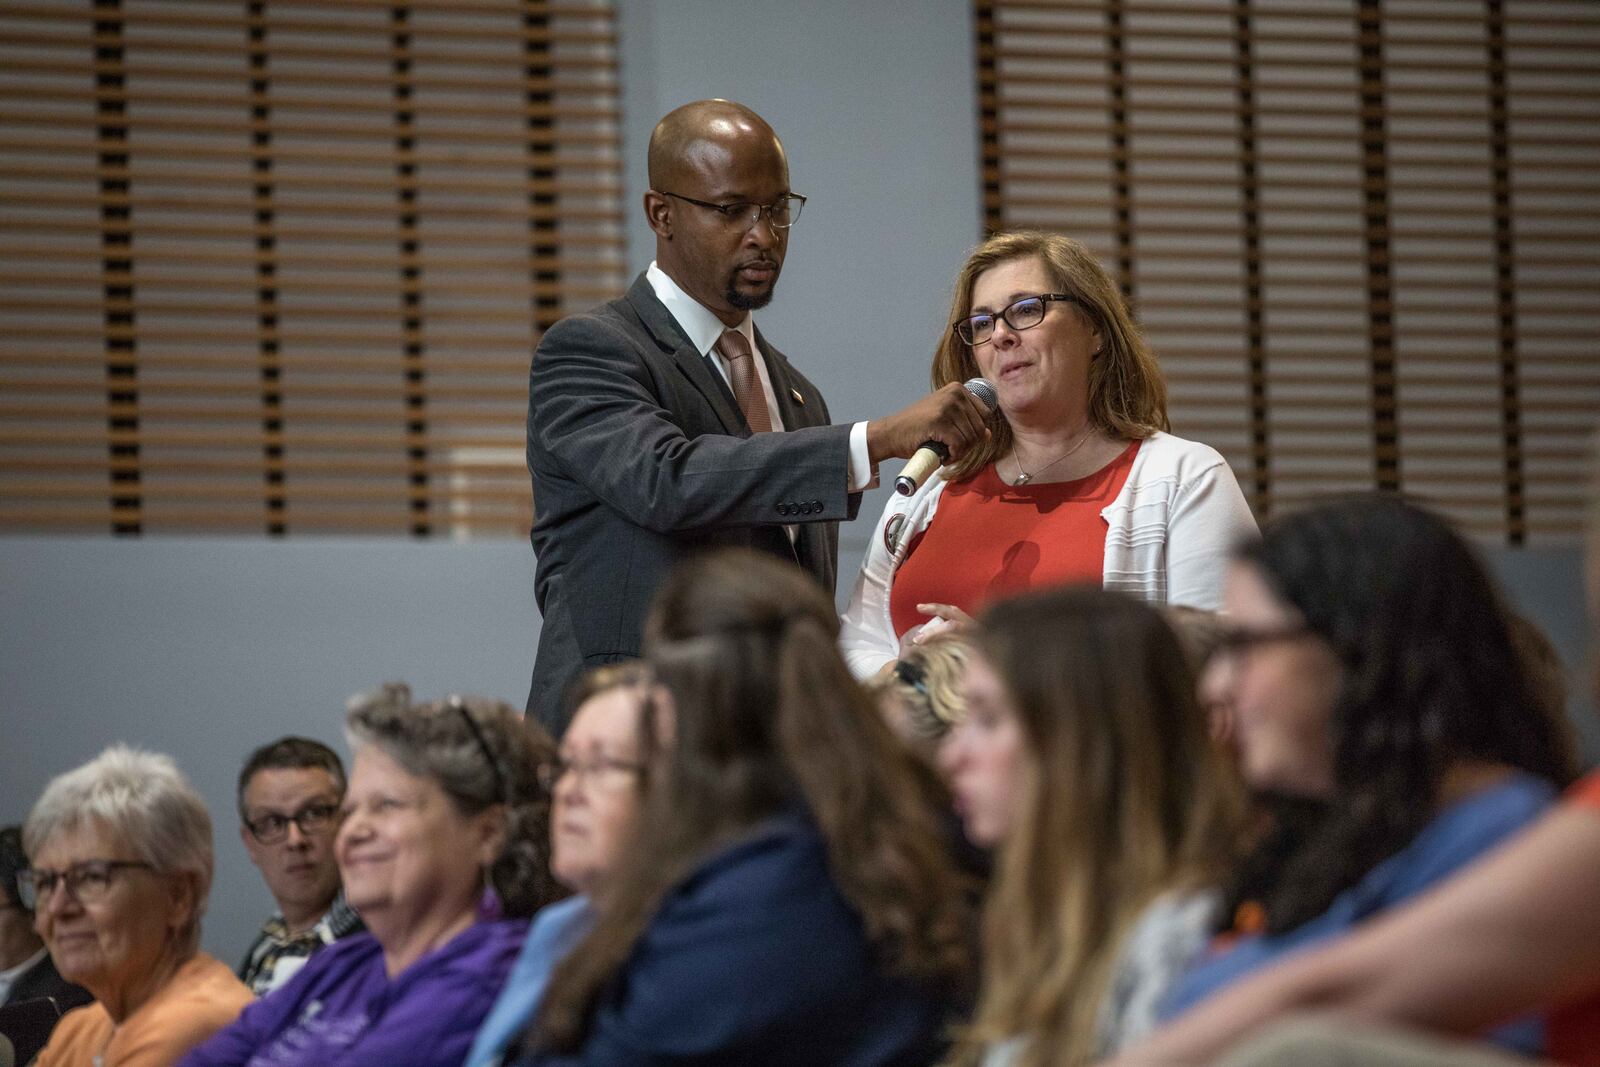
[841,232,1256,680]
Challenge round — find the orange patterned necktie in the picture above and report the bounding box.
[715,329,773,433]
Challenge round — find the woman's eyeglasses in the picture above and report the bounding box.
[537,755,645,792]
[954,293,1078,346]
[17,860,155,909]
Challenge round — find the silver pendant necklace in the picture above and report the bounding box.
[1009,428,1093,486]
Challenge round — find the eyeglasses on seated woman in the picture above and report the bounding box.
[517,548,975,1066]
[25,746,253,1067]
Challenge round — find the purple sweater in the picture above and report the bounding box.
[180,918,528,1067]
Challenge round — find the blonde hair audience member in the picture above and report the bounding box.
[871,631,973,751]
[940,586,1243,1067]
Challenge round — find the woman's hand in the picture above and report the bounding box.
[903,603,975,648]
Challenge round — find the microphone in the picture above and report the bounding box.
[893,377,998,496]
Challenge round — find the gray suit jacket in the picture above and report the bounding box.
[525,274,860,733]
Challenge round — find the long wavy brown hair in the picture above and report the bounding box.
[533,548,974,1052]
[947,587,1243,1067]
[933,231,1168,482]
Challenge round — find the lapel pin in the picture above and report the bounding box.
[790,387,804,406]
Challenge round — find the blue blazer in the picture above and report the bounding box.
[517,811,956,1067]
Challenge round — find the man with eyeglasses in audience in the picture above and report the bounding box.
[235,737,362,995]
[524,98,992,734]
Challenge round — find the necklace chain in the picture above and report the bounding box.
[1009,428,1094,486]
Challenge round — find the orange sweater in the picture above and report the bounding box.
[35,953,252,1067]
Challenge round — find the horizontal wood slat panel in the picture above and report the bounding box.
[0,0,624,537]
[977,0,1600,545]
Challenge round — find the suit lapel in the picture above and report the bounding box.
[622,274,746,435]
[756,327,812,431]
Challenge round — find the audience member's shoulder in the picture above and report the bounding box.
[675,810,831,906]
[1465,770,1558,818]
[169,954,253,1016]
[301,928,384,975]
[425,918,531,979]
[34,1003,112,1066]
[1413,771,1557,853]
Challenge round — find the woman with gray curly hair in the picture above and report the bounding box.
[182,684,561,1067]
[25,746,253,1067]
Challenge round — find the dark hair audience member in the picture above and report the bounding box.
[941,587,1243,1067]
[1156,495,1576,1055]
[522,548,973,1065]
[180,686,559,1067]
[1106,457,1600,1067]
[234,735,362,995]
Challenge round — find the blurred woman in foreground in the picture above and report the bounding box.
[521,549,973,1066]
[940,587,1242,1067]
[1154,496,1574,1053]
[466,665,652,1067]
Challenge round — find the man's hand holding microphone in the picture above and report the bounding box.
[865,379,998,496]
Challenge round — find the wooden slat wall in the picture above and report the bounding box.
[977,0,1598,543]
[0,0,625,537]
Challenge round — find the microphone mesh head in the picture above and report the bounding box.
[963,377,998,413]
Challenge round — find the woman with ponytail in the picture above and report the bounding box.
[518,548,974,1067]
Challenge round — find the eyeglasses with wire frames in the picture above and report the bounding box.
[953,293,1078,346]
[17,860,155,910]
[1213,622,1315,659]
[243,800,341,845]
[537,754,645,792]
[657,191,806,231]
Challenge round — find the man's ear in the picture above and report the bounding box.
[644,190,672,238]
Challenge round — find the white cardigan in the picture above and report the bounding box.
[839,432,1258,680]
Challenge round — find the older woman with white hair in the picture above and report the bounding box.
[24,746,253,1067]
